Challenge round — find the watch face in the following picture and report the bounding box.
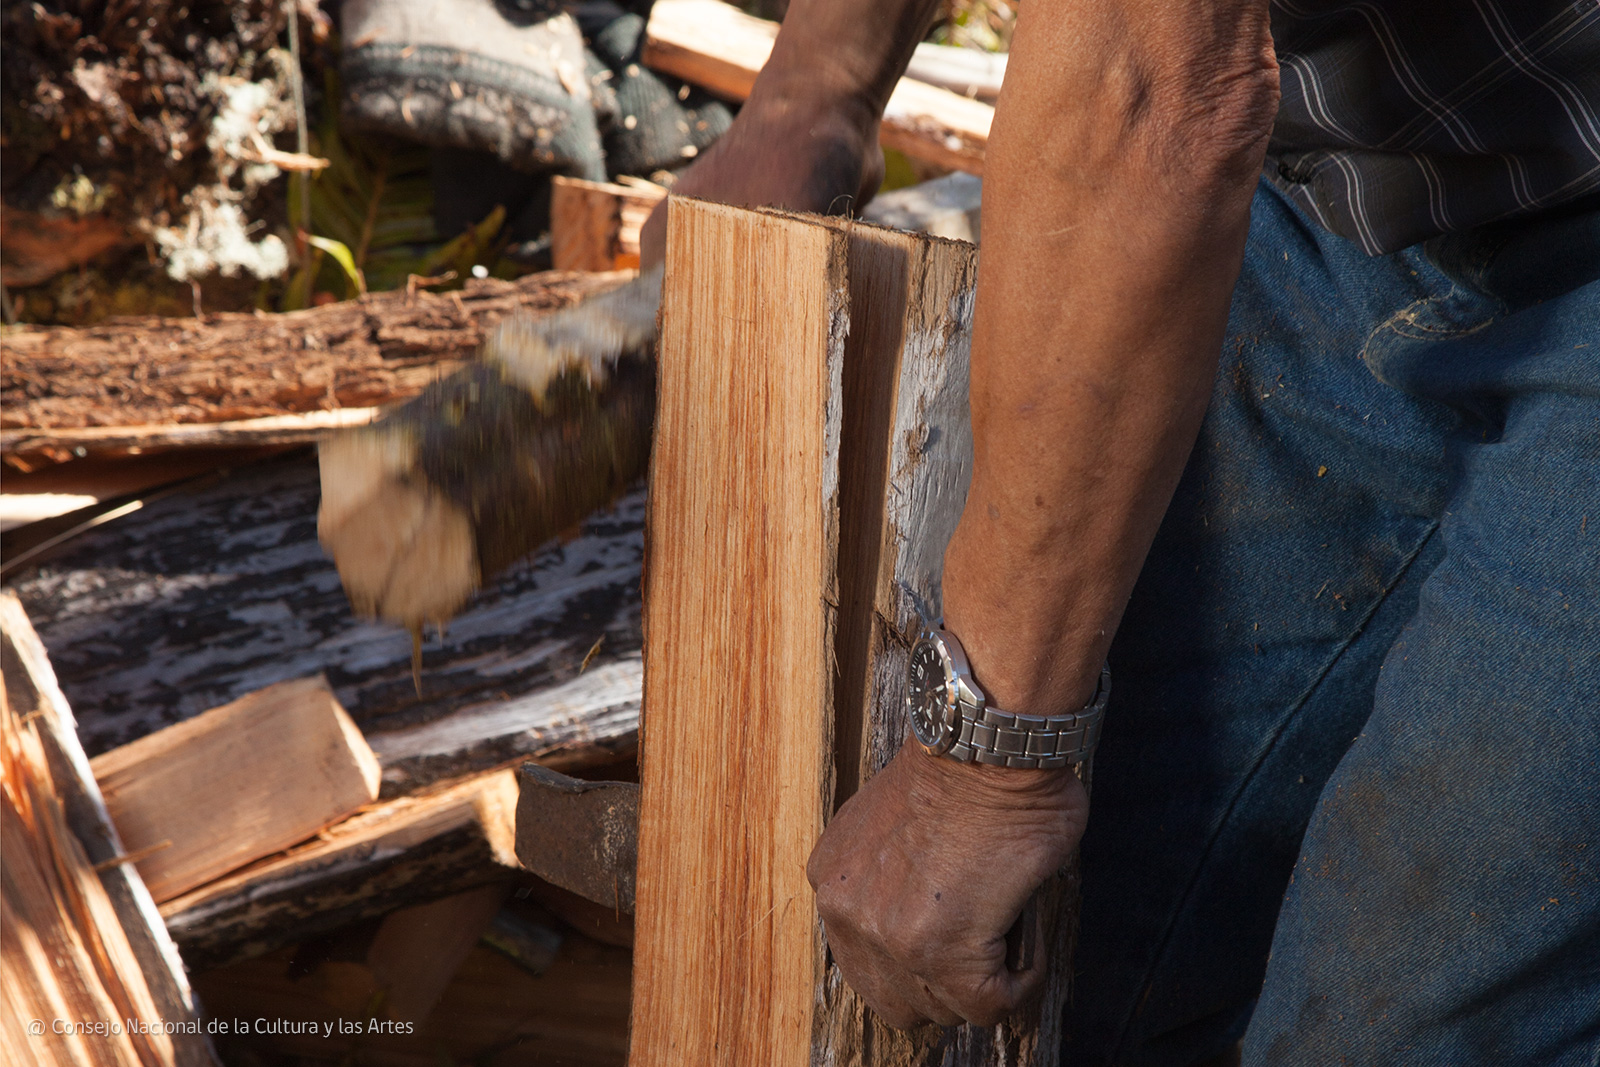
[906,636,957,754]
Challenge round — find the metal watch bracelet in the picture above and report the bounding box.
[946,664,1111,769]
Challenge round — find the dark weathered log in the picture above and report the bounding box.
[160,770,520,971]
[8,452,643,795]
[515,765,639,914]
[0,270,629,456]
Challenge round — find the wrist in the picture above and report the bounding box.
[941,528,1112,718]
[899,741,1076,811]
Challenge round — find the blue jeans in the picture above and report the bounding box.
[1064,180,1600,1066]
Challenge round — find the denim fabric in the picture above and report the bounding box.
[1062,179,1600,1066]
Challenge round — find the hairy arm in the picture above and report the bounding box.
[807,0,1280,1027]
[946,0,1278,724]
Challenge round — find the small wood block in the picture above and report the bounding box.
[91,676,381,902]
[551,176,668,272]
[366,883,510,1024]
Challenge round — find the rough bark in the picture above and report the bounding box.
[1,270,630,452]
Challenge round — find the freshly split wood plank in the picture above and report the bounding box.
[90,676,381,902]
[160,768,521,971]
[630,199,850,1065]
[642,0,991,173]
[1,270,627,461]
[0,591,214,1067]
[1,732,151,1067]
[550,177,668,272]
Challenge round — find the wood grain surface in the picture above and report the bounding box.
[2,591,215,1067]
[90,675,381,902]
[630,199,849,1065]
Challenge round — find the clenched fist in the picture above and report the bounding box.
[806,743,1089,1028]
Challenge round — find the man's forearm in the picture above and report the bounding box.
[942,0,1280,718]
[759,0,944,125]
[640,0,942,262]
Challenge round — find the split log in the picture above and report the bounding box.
[551,177,668,272]
[1,270,629,461]
[631,200,848,1065]
[160,769,521,971]
[90,676,382,903]
[631,200,1078,1065]
[642,0,992,174]
[0,591,216,1067]
[8,453,643,796]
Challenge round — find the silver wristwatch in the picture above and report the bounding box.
[905,627,1109,769]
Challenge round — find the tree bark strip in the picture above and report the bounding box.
[2,271,630,456]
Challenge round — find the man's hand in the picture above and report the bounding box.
[807,745,1088,1027]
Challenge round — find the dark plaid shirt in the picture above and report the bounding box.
[1266,0,1600,254]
